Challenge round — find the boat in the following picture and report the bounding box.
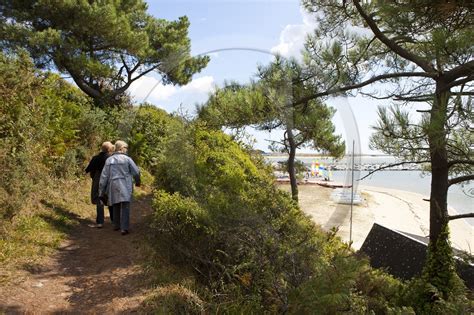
[314,181,351,188]
[330,188,363,205]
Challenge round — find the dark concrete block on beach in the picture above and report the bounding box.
[359,223,474,289]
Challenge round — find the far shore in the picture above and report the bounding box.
[279,184,473,253]
[264,153,392,157]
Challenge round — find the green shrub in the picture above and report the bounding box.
[127,104,181,170]
[401,225,470,314]
[0,51,49,219]
[150,124,407,312]
[0,51,117,218]
[151,190,216,264]
[288,234,412,314]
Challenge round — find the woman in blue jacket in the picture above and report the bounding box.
[99,140,140,235]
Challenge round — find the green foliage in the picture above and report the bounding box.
[289,238,411,314]
[199,58,344,200]
[153,121,201,197]
[150,123,405,312]
[1,0,209,106]
[303,0,473,90]
[0,51,117,219]
[0,51,43,218]
[151,190,215,262]
[401,225,469,314]
[152,125,314,310]
[370,103,472,179]
[199,58,345,157]
[127,104,181,170]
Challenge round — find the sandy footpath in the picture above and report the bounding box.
[289,184,473,252]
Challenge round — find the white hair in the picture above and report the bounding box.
[114,140,128,153]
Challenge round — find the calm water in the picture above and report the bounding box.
[266,156,474,225]
[333,170,473,224]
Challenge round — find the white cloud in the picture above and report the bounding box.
[129,75,215,111]
[182,76,215,93]
[270,8,316,59]
[129,75,177,102]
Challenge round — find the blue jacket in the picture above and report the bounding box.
[99,153,140,205]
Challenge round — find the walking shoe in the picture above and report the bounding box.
[96,224,103,228]
[121,230,129,235]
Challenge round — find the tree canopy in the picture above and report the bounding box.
[0,0,209,106]
[199,58,344,200]
[301,0,473,309]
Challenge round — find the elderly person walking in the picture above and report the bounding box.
[85,141,115,228]
[99,140,140,235]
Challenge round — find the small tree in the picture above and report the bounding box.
[199,58,344,201]
[0,0,209,107]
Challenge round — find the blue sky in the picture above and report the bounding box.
[129,0,388,154]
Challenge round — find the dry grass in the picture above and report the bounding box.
[143,283,205,314]
[0,178,94,284]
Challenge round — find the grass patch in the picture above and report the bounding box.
[142,284,205,315]
[0,178,94,284]
[139,245,206,314]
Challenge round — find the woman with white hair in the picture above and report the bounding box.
[85,141,115,228]
[99,140,140,235]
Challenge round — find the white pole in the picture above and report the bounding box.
[350,140,354,245]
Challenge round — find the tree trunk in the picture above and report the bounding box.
[428,84,449,246]
[287,128,299,202]
[425,82,455,296]
[67,68,127,108]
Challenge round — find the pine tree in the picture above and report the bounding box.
[0,0,209,107]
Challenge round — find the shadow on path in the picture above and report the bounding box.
[1,193,155,313]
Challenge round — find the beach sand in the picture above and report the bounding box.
[280,184,473,253]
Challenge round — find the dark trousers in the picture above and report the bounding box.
[96,203,113,224]
[112,202,130,231]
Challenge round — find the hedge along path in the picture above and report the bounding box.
[0,193,154,313]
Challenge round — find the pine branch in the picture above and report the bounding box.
[448,174,474,187]
[444,74,474,91]
[359,160,430,181]
[447,160,474,168]
[293,72,434,106]
[448,213,474,221]
[265,139,286,147]
[443,60,474,83]
[352,0,435,73]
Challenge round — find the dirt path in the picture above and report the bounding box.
[0,195,154,313]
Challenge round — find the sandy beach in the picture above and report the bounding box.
[280,184,473,253]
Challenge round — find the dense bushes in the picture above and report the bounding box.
[0,51,121,274]
[0,52,141,220]
[0,50,145,222]
[150,124,408,312]
[127,104,182,170]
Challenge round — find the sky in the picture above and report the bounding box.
[129,0,395,154]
